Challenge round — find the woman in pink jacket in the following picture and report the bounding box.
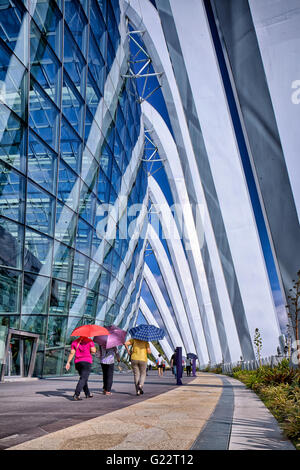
[65,336,96,400]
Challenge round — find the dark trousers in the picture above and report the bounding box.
[101,363,114,392]
[75,361,91,397]
[186,365,192,376]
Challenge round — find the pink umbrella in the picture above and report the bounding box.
[93,325,127,349]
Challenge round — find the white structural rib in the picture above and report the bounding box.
[139,297,174,360]
[143,263,188,358]
[167,0,282,356]
[147,223,199,358]
[142,102,241,363]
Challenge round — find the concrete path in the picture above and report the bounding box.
[0,371,295,451]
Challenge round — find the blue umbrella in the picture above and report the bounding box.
[129,324,165,342]
[187,352,198,360]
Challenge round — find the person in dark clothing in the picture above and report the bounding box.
[170,349,177,377]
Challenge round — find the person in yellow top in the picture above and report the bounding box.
[125,338,151,395]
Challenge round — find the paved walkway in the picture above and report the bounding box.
[0,371,295,451]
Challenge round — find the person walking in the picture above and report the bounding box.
[170,349,177,378]
[98,345,120,396]
[125,338,151,395]
[156,354,163,376]
[65,336,96,400]
[186,357,192,376]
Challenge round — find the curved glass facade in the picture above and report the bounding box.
[0,0,147,377]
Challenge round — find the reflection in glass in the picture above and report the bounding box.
[52,241,74,282]
[62,74,84,136]
[0,103,26,172]
[79,182,96,226]
[26,182,55,236]
[30,19,61,106]
[0,217,23,270]
[60,117,82,173]
[63,21,86,97]
[24,228,53,277]
[43,348,64,375]
[0,0,27,65]
[76,217,92,257]
[72,250,89,286]
[0,161,25,222]
[0,267,21,313]
[32,0,62,60]
[28,131,57,195]
[57,158,80,212]
[49,279,70,315]
[55,201,77,248]
[22,273,51,314]
[29,78,59,151]
[64,0,87,53]
[0,41,27,118]
[46,316,67,347]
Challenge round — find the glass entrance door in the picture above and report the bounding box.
[5,335,33,377]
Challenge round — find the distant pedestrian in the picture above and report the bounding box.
[156,354,163,376]
[125,338,151,395]
[65,336,96,400]
[170,349,177,378]
[98,345,120,396]
[162,361,166,373]
[186,357,192,376]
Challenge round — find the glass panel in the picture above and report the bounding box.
[85,70,102,127]
[84,289,98,317]
[43,348,64,375]
[90,0,106,58]
[52,241,74,281]
[81,147,99,192]
[99,266,111,296]
[0,217,23,270]
[24,228,53,277]
[100,138,112,179]
[62,74,84,137]
[0,160,25,223]
[0,0,27,65]
[8,336,21,375]
[23,337,34,376]
[28,131,57,194]
[69,285,86,315]
[55,201,77,248]
[57,158,80,212]
[64,0,87,54]
[0,40,27,118]
[49,279,70,315]
[0,103,26,172]
[32,0,62,60]
[0,267,21,313]
[88,30,106,97]
[63,25,85,98]
[79,181,96,226]
[76,216,92,256]
[46,316,67,348]
[72,250,89,285]
[30,20,61,106]
[26,181,55,236]
[21,315,47,337]
[60,117,82,173]
[29,78,59,151]
[22,273,50,314]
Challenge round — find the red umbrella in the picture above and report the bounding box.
[71,324,110,338]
